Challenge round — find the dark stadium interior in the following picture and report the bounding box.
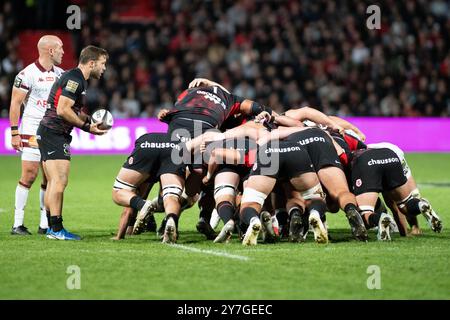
[0,0,448,118]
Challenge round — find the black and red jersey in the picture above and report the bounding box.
[219,113,251,131]
[330,131,367,166]
[163,86,245,128]
[40,68,87,134]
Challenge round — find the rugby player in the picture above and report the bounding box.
[9,35,64,235]
[112,133,187,243]
[37,45,108,240]
[349,146,442,240]
[256,125,369,241]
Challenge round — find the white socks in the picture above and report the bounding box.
[14,183,30,228]
[39,187,48,229]
[13,183,48,229]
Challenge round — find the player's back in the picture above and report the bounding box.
[167,86,244,128]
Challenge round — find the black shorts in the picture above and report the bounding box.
[287,128,342,171]
[216,164,251,192]
[250,142,315,179]
[351,148,407,195]
[168,117,216,140]
[122,134,185,178]
[37,125,72,161]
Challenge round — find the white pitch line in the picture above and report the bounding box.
[169,243,250,261]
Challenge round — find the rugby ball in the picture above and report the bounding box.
[91,109,114,130]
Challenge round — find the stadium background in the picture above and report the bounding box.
[0,0,449,300]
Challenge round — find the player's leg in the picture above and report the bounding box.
[196,183,217,240]
[388,182,442,233]
[11,158,40,235]
[44,159,81,240]
[318,166,368,241]
[160,173,185,244]
[356,192,395,241]
[38,163,49,233]
[212,171,239,243]
[290,172,328,244]
[112,168,156,235]
[240,175,276,246]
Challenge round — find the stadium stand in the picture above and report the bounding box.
[0,0,449,118]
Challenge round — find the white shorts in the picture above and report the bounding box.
[19,117,41,162]
[21,147,41,162]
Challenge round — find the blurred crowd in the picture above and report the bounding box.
[1,0,449,118]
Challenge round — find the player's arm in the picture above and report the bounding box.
[189,78,231,94]
[203,148,241,185]
[328,115,366,142]
[256,126,309,145]
[255,111,304,127]
[239,100,279,118]
[285,107,343,134]
[56,96,106,135]
[9,87,28,150]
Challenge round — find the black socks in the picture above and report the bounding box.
[130,196,146,211]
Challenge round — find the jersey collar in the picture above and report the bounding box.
[34,60,54,73]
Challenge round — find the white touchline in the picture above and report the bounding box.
[169,244,251,261]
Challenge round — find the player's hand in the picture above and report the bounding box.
[202,175,211,185]
[11,134,23,151]
[157,108,169,120]
[89,122,108,135]
[200,142,207,153]
[358,131,366,142]
[189,78,212,88]
[330,123,345,135]
[254,111,272,123]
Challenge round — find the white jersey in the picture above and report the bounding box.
[14,61,64,135]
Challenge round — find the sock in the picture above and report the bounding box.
[166,213,179,229]
[406,198,421,216]
[368,211,382,228]
[39,186,48,228]
[308,200,327,222]
[14,182,30,228]
[240,207,258,231]
[217,201,235,224]
[46,210,52,228]
[50,215,63,232]
[130,196,146,211]
[198,189,215,221]
[275,209,288,226]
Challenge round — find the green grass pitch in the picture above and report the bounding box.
[0,154,449,299]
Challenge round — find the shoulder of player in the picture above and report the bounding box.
[15,63,37,78]
[61,68,86,89]
[53,66,65,75]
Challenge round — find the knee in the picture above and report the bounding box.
[53,176,69,190]
[21,168,39,185]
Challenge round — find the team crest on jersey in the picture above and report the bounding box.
[13,76,22,88]
[128,157,134,165]
[356,179,362,187]
[65,80,79,93]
